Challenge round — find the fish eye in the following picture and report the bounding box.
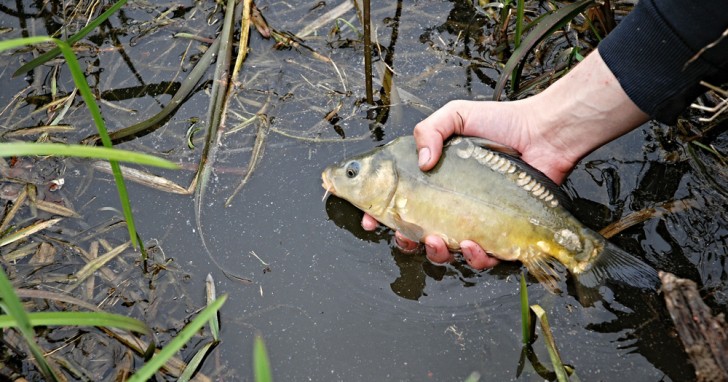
[345,161,360,178]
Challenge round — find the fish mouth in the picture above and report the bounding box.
[321,169,336,202]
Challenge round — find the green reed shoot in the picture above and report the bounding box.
[254,334,273,382]
[509,0,525,90]
[178,341,216,382]
[178,274,222,381]
[514,0,525,48]
[519,274,575,381]
[519,272,532,344]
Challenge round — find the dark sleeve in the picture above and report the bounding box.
[598,0,728,123]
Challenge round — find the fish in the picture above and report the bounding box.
[321,136,658,291]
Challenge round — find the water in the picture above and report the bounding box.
[1,1,725,380]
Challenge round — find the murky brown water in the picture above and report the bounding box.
[1,1,726,380]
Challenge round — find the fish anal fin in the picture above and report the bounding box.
[521,249,563,293]
[391,212,425,242]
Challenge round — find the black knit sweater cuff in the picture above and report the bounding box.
[599,0,728,123]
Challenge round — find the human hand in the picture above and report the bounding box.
[363,49,649,270]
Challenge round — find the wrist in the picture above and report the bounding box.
[527,49,649,165]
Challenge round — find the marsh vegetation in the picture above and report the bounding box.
[0,0,725,380]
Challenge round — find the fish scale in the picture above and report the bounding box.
[322,136,658,292]
[452,137,559,208]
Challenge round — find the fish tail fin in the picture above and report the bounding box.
[521,252,563,293]
[575,242,659,290]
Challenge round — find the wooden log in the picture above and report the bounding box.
[660,271,728,382]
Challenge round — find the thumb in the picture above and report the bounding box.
[413,103,465,171]
[413,127,444,171]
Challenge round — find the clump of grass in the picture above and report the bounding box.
[0,1,236,379]
[2,35,145,250]
[493,0,597,100]
[128,295,227,382]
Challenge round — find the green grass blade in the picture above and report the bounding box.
[0,268,60,381]
[0,143,178,168]
[530,305,569,382]
[254,334,273,382]
[493,0,595,100]
[520,272,532,344]
[12,0,128,77]
[127,295,227,382]
[178,341,216,382]
[49,37,141,249]
[0,311,149,333]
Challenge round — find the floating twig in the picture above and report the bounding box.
[599,198,698,239]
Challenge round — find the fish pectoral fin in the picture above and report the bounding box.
[391,213,424,242]
[521,250,563,293]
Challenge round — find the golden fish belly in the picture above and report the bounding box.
[387,175,568,263]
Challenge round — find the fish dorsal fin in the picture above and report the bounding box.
[467,137,521,157]
[450,137,573,211]
[448,136,521,156]
[521,247,563,293]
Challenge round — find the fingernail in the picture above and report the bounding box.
[418,147,431,168]
[395,235,418,253]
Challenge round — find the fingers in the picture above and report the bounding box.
[424,235,454,263]
[362,214,420,253]
[363,214,500,270]
[413,101,466,171]
[361,213,379,231]
[423,236,499,270]
[461,240,501,269]
[394,231,419,253]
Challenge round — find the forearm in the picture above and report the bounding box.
[523,49,649,166]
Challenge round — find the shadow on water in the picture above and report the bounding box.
[0,0,725,380]
[325,195,484,301]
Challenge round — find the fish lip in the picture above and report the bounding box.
[321,169,336,200]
